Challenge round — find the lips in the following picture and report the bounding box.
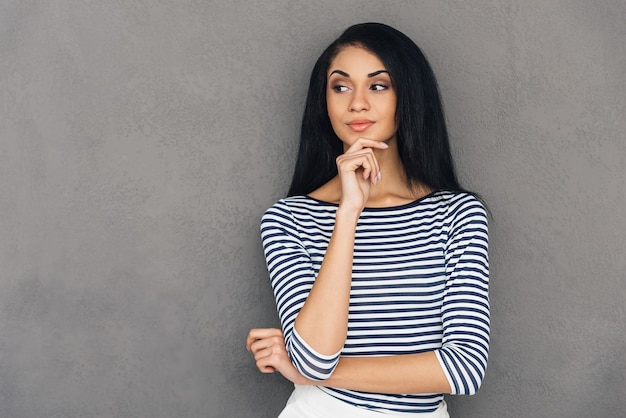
[347,120,374,132]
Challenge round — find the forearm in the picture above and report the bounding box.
[294,208,359,355]
[319,352,451,394]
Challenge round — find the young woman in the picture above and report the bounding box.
[246,23,489,417]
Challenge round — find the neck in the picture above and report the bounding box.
[365,139,430,206]
[309,138,430,207]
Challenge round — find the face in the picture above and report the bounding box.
[326,46,397,148]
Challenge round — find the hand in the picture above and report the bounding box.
[336,138,388,212]
[246,328,310,385]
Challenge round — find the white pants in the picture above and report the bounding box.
[278,385,450,418]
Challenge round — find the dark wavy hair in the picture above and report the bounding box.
[288,22,471,198]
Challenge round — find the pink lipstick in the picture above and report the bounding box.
[347,120,374,132]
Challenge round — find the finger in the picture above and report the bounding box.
[246,328,282,346]
[365,150,380,183]
[340,151,381,181]
[249,335,285,355]
[337,150,379,183]
[255,346,289,373]
[253,343,287,373]
[256,357,277,373]
[247,335,280,354]
[346,139,386,183]
[255,351,277,373]
[345,138,389,153]
[363,151,380,184]
[337,149,376,170]
[252,345,273,361]
[246,328,283,351]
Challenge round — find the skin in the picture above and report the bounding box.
[246,46,451,395]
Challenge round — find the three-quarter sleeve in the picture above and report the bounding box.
[435,197,490,395]
[261,200,341,380]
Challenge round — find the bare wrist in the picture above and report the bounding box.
[335,206,362,223]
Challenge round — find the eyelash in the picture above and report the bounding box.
[331,84,388,93]
[332,85,350,93]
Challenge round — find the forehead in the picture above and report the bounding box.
[328,46,387,74]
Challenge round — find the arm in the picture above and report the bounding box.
[294,139,387,356]
[293,209,358,355]
[260,204,356,380]
[260,202,343,380]
[322,352,451,394]
[253,196,490,395]
[261,139,387,380]
[324,198,489,395]
[247,331,450,394]
[434,196,490,395]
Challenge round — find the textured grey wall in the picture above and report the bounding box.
[1,1,624,417]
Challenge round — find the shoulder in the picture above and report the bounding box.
[431,191,488,226]
[260,196,337,245]
[261,195,335,227]
[263,196,314,218]
[261,197,298,226]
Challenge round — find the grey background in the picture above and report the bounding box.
[1,1,624,417]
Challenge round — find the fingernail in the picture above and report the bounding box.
[377,172,382,182]
[380,142,389,148]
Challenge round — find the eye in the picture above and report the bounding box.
[331,85,350,93]
[371,84,388,91]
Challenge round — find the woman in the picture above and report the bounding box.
[247,23,489,417]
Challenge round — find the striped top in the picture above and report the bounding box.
[261,191,490,414]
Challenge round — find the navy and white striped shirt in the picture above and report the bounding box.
[261,191,490,413]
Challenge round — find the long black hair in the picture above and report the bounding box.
[288,22,467,197]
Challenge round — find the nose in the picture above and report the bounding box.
[349,88,369,112]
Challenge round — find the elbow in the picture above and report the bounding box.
[287,336,341,381]
[299,370,334,382]
[438,346,488,396]
[463,372,485,396]
[453,365,487,396]
[290,353,339,381]
[445,368,485,396]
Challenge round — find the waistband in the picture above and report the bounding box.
[279,385,450,418]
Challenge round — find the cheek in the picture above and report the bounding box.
[385,101,397,126]
[326,101,343,126]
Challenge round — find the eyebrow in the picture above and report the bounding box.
[329,69,389,78]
